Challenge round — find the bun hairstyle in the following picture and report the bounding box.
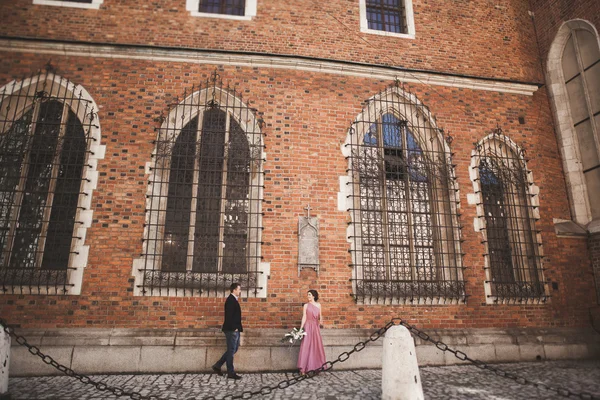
[308,289,319,302]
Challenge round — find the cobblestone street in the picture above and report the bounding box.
[7,360,600,400]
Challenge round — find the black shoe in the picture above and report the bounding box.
[227,373,242,380]
[211,365,221,374]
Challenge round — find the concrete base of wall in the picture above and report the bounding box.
[10,326,600,376]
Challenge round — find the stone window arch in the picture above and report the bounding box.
[133,73,268,297]
[546,19,600,226]
[339,84,464,304]
[0,70,105,295]
[469,130,547,304]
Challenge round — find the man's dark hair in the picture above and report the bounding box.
[230,282,241,292]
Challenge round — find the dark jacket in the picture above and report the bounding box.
[222,294,243,332]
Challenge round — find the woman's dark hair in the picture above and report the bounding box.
[308,289,319,301]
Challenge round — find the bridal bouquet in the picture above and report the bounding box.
[281,327,306,346]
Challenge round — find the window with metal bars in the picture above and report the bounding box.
[344,84,464,303]
[199,0,246,16]
[472,130,547,303]
[365,0,407,34]
[0,70,100,295]
[136,72,264,297]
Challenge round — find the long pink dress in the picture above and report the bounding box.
[297,302,326,373]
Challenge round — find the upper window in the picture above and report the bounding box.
[133,72,266,297]
[0,70,104,295]
[33,0,103,9]
[186,0,257,20]
[342,85,464,304]
[562,27,600,220]
[471,130,547,304]
[359,0,415,39]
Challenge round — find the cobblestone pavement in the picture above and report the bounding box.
[7,360,600,400]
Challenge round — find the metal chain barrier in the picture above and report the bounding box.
[198,321,395,400]
[0,318,392,400]
[2,317,599,399]
[0,318,165,400]
[393,318,599,400]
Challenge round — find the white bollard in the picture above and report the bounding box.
[381,325,424,400]
[0,330,9,395]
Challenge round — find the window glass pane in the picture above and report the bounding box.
[562,35,579,82]
[10,100,62,269]
[576,29,600,70]
[194,108,226,272]
[366,0,405,33]
[0,110,32,260]
[584,61,600,115]
[480,160,515,284]
[575,119,599,170]
[41,109,86,270]
[222,120,249,273]
[584,167,600,220]
[565,75,590,125]
[199,0,245,16]
[162,118,198,272]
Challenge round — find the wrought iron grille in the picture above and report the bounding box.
[346,83,464,303]
[366,0,407,34]
[199,0,246,16]
[473,129,546,303]
[0,69,96,294]
[140,71,264,297]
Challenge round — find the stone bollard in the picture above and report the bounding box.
[381,325,424,400]
[0,330,9,396]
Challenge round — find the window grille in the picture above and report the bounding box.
[199,0,246,16]
[366,0,407,34]
[473,129,547,303]
[345,83,464,303]
[0,69,97,294]
[139,71,264,297]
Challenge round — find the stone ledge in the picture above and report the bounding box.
[9,327,600,376]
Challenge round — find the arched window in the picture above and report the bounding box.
[471,130,547,303]
[341,85,464,304]
[547,20,600,225]
[134,73,266,297]
[0,70,104,295]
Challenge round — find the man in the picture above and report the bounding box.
[212,282,243,380]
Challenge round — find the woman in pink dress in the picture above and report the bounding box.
[297,289,326,374]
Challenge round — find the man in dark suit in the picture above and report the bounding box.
[211,282,243,379]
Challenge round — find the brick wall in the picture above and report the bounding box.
[0,0,598,334]
[0,51,596,331]
[589,233,600,304]
[530,0,600,69]
[0,0,542,82]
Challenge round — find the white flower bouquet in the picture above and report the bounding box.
[281,327,306,346]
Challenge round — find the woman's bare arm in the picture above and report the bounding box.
[300,303,308,331]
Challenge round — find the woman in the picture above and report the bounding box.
[297,289,326,374]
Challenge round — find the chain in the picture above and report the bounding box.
[3,317,597,399]
[0,318,392,400]
[0,318,167,400]
[395,318,599,400]
[195,321,395,400]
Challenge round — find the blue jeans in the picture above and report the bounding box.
[215,331,240,375]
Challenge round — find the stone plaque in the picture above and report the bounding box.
[298,206,319,275]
